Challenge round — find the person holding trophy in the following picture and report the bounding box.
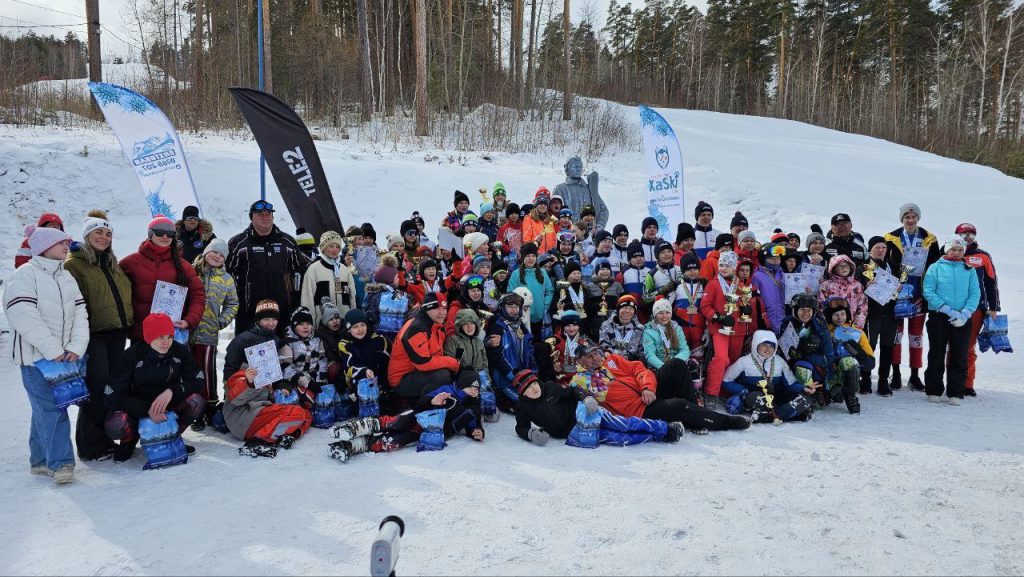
[700,251,750,408]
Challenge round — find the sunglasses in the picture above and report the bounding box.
[151,230,176,238]
[184,216,199,222]
[404,230,418,237]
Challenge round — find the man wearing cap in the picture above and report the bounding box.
[882,203,941,392]
[824,212,867,266]
[554,156,609,229]
[227,200,310,334]
[692,201,722,260]
[957,223,1000,396]
[389,293,462,400]
[175,205,215,264]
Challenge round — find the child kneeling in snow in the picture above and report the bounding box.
[329,371,485,463]
[513,369,683,446]
[104,313,206,462]
[225,367,312,458]
[822,297,873,415]
[720,330,815,423]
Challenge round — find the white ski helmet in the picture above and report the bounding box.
[512,287,533,309]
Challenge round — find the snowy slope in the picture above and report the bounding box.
[1,106,1022,576]
[15,62,188,98]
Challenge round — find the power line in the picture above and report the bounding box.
[8,0,85,19]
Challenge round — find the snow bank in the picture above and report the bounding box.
[14,62,189,99]
[0,104,1022,575]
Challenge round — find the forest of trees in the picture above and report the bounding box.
[0,0,1022,176]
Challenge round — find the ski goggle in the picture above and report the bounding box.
[557,231,576,245]
[958,232,976,241]
[769,244,787,257]
[250,200,274,212]
[465,274,485,289]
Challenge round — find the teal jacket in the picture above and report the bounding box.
[923,257,980,314]
[642,320,690,369]
[508,266,554,324]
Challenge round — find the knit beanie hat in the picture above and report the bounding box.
[564,260,582,279]
[453,189,470,207]
[28,226,72,257]
[626,240,644,260]
[142,313,175,344]
[422,292,447,312]
[593,257,612,271]
[641,216,659,233]
[655,241,674,257]
[400,220,418,238]
[694,201,714,219]
[319,230,344,253]
[513,369,539,396]
[462,213,479,226]
[182,205,200,219]
[737,230,757,244]
[533,187,551,205]
[492,259,508,274]
[806,230,827,249]
[290,306,314,327]
[418,258,438,278]
[148,215,175,234]
[594,230,613,245]
[319,298,342,326]
[472,255,491,273]
[295,228,315,247]
[718,251,739,269]
[521,203,535,215]
[361,223,377,240]
[617,294,638,309]
[254,299,280,322]
[374,261,399,284]
[581,204,596,217]
[506,203,522,218]
[480,202,494,215]
[730,211,748,229]
[204,237,229,258]
[715,234,735,250]
[520,242,539,258]
[612,224,629,239]
[944,236,966,253]
[680,252,701,273]
[493,183,507,198]
[676,222,695,243]
[82,209,112,241]
[868,236,887,250]
[652,298,673,317]
[550,195,565,208]
[899,202,921,221]
[464,232,490,254]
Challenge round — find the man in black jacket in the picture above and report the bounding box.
[104,313,205,461]
[227,200,310,333]
[824,213,868,266]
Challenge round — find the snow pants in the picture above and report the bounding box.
[892,312,925,370]
[965,310,985,390]
[76,328,126,460]
[706,332,745,396]
[866,302,897,383]
[246,404,311,443]
[598,411,667,445]
[925,312,970,400]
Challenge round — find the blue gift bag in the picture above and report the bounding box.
[139,411,188,470]
[334,394,357,421]
[979,314,1013,354]
[274,388,299,405]
[312,384,337,429]
[894,283,920,319]
[415,408,447,452]
[357,377,381,418]
[476,370,497,416]
[566,402,600,449]
[34,356,89,410]
[377,291,408,334]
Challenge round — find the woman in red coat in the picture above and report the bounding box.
[120,216,206,343]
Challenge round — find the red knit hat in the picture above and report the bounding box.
[148,215,176,232]
[513,370,539,395]
[143,313,175,344]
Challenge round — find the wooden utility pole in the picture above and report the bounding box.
[85,0,101,113]
[414,0,428,136]
[356,0,374,121]
[262,0,273,93]
[193,0,205,101]
[562,0,571,120]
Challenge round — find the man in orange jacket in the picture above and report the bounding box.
[573,344,750,433]
[389,293,462,399]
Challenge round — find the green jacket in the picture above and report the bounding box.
[65,244,133,333]
[443,308,488,371]
[191,260,239,346]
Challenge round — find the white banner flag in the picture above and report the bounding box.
[88,82,201,219]
[639,105,684,235]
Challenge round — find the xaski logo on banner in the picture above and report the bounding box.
[648,170,681,193]
[132,133,180,175]
[656,145,670,170]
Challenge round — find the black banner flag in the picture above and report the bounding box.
[229,87,343,239]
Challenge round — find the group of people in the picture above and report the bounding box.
[5,156,1001,482]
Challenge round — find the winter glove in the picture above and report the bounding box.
[658,281,678,295]
[715,314,736,327]
[583,396,600,416]
[528,428,550,446]
[938,304,954,317]
[950,312,968,328]
[787,347,802,361]
[739,305,753,316]
[842,341,870,365]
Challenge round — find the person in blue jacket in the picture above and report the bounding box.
[779,293,836,394]
[921,237,981,405]
[642,298,690,369]
[484,292,537,411]
[508,242,553,338]
[720,330,814,422]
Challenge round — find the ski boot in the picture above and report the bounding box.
[329,436,370,463]
[332,416,381,441]
[663,422,685,443]
[889,366,902,390]
[239,439,278,458]
[278,433,299,450]
[908,372,926,392]
[859,372,872,395]
[876,376,893,397]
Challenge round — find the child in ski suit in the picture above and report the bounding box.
[720,330,814,423]
[822,297,871,414]
[817,254,868,330]
[485,292,537,408]
[189,238,239,428]
[278,306,329,408]
[225,366,312,458]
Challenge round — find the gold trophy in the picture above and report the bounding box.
[556,280,570,315]
[757,379,783,426]
[479,187,490,203]
[737,286,753,323]
[718,293,739,336]
[597,281,610,317]
[862,261,877,282]
[545,336,563,375]
[898,263,913,283]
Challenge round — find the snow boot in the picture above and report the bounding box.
[908,372,925,392]
[53,465,74,485]
[859,372,872,395]
[191,419,206,432]
[964,388,977,397]
[876,377,893,397]
[332,416,381,441]
[483,413,501,423]
[842,366,861,414]
[30,464,53,477]
[889,366,902,390]
[329,436,370,463]
[948,397,962,406]
[112,442,135,463]
[663,422,685,443]
[238,439,278,458]
[926,395,943,403]
[277,433,299,450]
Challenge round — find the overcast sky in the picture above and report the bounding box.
[1,0,709,62]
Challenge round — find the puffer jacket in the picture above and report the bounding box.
[388,309,460,387]
[508,266,554,324]
[120,240,206,341]
[485,309,536,380]
[598,315,644,360]
[190,260,239,346]
[176,218,216,264]
[337,332,391,391]
[641,319,690,369]
[300,256,357,326]
[279,327,329,387]
[816,255,867,330]
[444,308,489,371]
[4,255,90,365]
[515,381,585,440]
[722,330,800,395]
[751,264,786,334]
[572,353,656,419]
[923,257,981,314]
[64,242,133,333]
[104,341,203,417]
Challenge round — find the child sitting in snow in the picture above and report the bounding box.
[224,366,312,458]
[822,297,873,415]
[720,330,815,423]
[278,306,329,408]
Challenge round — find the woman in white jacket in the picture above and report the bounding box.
[3,226,90,484]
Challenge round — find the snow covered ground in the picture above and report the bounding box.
[1,104,1022,575]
